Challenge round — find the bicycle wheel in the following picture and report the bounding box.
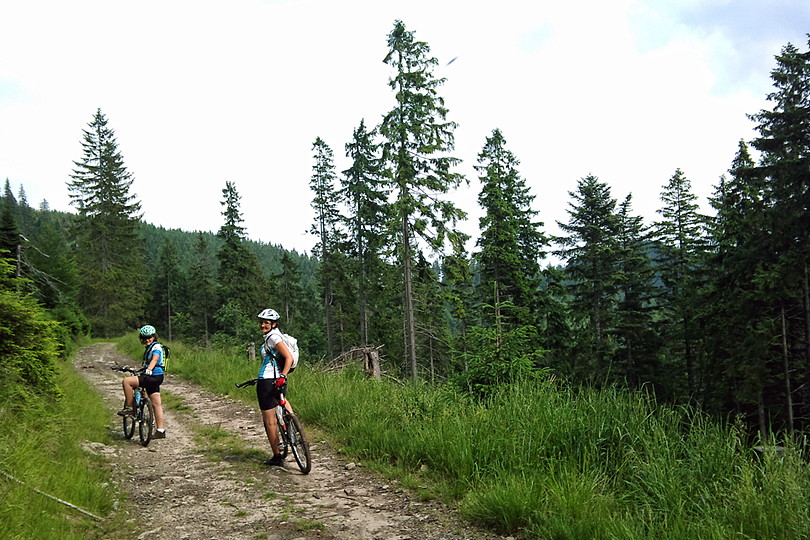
[138,394,155,446]
[276,421,289,458]
[285,413,311,474]
[122,403,135,440]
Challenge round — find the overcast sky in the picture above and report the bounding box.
[1,0,807,257]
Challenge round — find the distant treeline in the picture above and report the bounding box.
[1,26,809,440]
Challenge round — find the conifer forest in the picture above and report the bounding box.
[3,23,810,440]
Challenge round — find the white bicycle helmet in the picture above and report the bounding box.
[258,308,280,321]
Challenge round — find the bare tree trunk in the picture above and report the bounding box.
[365,349,381,380]
[403,214,417,382]
[781,305,794,437]
[166,272,173,342]
[758,389,767,439]
[804,264,810,415]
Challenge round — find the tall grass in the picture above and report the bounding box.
[0,355,121,539]
[149,341,810,539]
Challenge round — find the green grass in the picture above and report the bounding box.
[0,355,128,539]
[121,337,810,539]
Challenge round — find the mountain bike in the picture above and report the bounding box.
[111,366,155,446]
[236,378,312,474]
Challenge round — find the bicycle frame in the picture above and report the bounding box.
[112,367,155,446]
[236,378,311,474]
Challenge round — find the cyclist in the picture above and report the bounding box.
[256,308,295,466]
[118,325,167,439]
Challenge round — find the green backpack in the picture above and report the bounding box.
[144,342,170,372]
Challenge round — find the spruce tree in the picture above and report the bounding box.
[653,168,708,399]
[187,232,217,347]
[152,237,184,341]
[380,20,467,381]
[342,119,388,347]
[215,181,267,341]
[746,38,810,433]
[0,179,20,263]
[612,195,661,390]
[475,128,547,329]
[701,141,771,422]
[309,137,350,358]
[67,109,145,337]
[555,175,620,382]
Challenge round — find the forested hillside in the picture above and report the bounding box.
[1,26,809,442]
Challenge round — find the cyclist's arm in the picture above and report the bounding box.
[146,351,161,372]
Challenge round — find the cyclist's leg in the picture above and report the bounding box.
[143,375,165,431]
[261,409,281,454]
[122,375,138,408]
[257,379,282,455]
[150,391,165,430]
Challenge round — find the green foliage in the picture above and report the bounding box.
[453,322,548,397]
[292,366,810,539]
[475,128,547,329]
[0,359,117,539]
[216,181,268,328]
[0,258,62,403]
[380,19,467,381]
[67,108,146,337]
[555,175,621,381]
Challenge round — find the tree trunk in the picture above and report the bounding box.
[403,213,417,382]
[758,389,767,439]
[781,305,795,436]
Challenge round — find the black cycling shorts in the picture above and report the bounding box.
[138,374,164,395]
[257,378,287,411]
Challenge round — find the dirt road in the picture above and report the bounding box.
[76,343,505,540]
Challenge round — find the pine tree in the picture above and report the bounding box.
[342,119,388,347]
[555,175,620,382]
[475,128,547,329]
[612,195,662,390]
[745,38,810,433]
[152,237,184,341]
[67,109,145,337]
[441,246,476,373]
[701,141,771,423]
[0,179,20,263]
[187,232,217,347]
[380,20,467,381]
[215,181,267,341]
[309,137,349,358]
[653,168,708,399]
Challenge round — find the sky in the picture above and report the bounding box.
[1,0,808,257]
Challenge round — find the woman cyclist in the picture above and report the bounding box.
[256,308,295,466]
[118,325,167,439]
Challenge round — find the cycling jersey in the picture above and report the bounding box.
[258,328,285,379]
[143,342,165,376]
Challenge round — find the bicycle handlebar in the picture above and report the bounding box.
[111,366,144,376]
[235,378,259,388]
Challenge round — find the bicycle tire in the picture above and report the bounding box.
[139,394,155,446]
[122,404,135,439]
[276,421,289,458]
[285,413,311,474]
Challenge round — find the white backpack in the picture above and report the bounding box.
[266,329,299,371]
[280,333,300,370]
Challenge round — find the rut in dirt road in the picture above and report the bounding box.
[77,342,507,540]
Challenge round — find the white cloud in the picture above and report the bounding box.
[0,0,803,256]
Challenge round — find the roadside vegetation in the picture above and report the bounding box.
[143,338,810,539]
[0,350,126,539]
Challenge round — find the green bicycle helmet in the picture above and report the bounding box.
[139,324,157,337]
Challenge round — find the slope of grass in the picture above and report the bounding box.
[0,351,125,539]
[126,337,810,539]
